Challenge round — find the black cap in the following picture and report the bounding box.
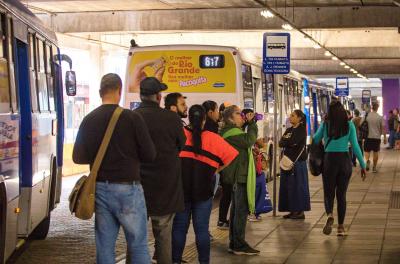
[140,77,168,95]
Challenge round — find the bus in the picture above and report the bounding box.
[0,1,76,262]
[123,43,334,178]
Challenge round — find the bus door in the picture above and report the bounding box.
[0,15,20,263]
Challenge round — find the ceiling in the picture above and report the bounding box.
[20,0,400,77]
[21,0,397,13]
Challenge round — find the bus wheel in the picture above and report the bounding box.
[29,214,50,240]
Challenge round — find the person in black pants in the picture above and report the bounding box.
[313,101,367,236]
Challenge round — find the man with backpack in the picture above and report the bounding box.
[363,102,386,173]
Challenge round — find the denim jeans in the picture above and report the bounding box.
[172,198,213,264]
[389,130,396,147]
[95,182,150,264]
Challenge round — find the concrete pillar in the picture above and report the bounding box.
[382,79,400,118]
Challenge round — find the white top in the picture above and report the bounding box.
[366,111,384,139]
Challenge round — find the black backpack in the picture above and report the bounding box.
[359,113,369,140]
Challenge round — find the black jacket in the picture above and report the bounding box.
[72,104,156,182]
[279,125,307,162]
[134,100,186,216]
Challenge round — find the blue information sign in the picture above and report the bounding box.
[263,33,290,74]
[335,77,349,97]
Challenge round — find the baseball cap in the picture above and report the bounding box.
[140,77,168,95]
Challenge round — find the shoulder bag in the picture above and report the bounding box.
[279,145,305,171]
[69,107,123,220]
[308,124,333,176]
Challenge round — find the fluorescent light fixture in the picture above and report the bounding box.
[332,56,338,61]
[354,70,358,74]
[324,51,332,57]
[313,43,321,49]
[260,10,274,18]
[394,1,400,7]
[344,65,350,69]
[282,23,293,30]
[357,74,362,78]
[340,62,345,66]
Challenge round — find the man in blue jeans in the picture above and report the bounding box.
[73,73,156,264]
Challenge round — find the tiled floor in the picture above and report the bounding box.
[178,150,400,264]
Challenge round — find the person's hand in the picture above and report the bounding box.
[361,168,367,181]
[246,112,255,122]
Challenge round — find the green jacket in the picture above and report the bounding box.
[220,122,258,184]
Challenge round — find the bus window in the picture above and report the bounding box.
[36,38,49,111]
[0,16,10,113]
[6,17,17,112]
[242,64,254,109]
[45,43,55,111]
[28,33,38,112]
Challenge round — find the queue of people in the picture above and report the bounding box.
[73,73,373,264]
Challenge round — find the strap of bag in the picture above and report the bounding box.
[324,122,333,151]
[91,107,123,175]
[293,145,306,163]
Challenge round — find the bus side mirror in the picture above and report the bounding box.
[65,71,76,96]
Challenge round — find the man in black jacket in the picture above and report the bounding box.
[73,73,156,264]
[135,77,186,264]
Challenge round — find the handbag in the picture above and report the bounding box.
[308,125,333,176]
[255,172,273,214]
[279,146,305,171]
[69,107,123,220]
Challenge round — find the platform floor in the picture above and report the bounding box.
[8,150,400,264]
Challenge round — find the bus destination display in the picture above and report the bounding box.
[199,55,224,68]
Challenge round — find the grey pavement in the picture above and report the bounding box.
[9,150,400,264]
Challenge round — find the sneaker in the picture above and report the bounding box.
[337,226,347,237]
[248,214,261,222]
[232,246,260,256]
[323,216,334,235]
[372,167,378,173]
[366,160,370,171]
[217,221,229,230]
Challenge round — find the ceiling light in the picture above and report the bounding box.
[340,62,345,66]
[332,56,338,61]
[313,43,321,49]
[260,10,275,18]
[282,23,293,30]
[354,70,358,74]
[324,51,332,57]
[393,1,400,7]
[357,74,362,78]
[344,65,350,69]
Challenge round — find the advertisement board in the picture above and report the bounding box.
[126,50,236,93]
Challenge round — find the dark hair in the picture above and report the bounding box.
[293,109,306,126]
[372,102,379,111]
[242,108,254,115]
[99,73,122,97]
[354,109,360,117]
[189,105,206,154]
[326,101,349,139]
[202,100,218,113]
[165,93,184,110]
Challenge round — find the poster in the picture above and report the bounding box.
[126,50,236,93]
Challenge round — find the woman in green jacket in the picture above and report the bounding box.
[220,105,259,255]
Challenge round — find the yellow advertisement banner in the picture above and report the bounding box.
[126,50,236,93]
